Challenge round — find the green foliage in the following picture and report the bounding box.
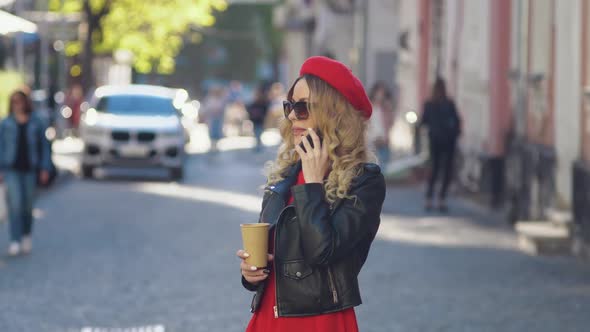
[0,71,24,118]
[52,0,227,74]
[201,4,282,81]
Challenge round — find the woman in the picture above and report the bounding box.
[237,56,386,331]
[201,86,227,153]
[420,78,461,212]
[65,83,83,136]
[368,82,395,168]
[0,90,51,256]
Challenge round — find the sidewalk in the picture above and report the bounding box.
[384,148,507,203]
[381,150,429,187]
[367,182,590,332]
[382,150,511,229]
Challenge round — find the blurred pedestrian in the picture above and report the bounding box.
[65,83,83,136]
[0,90,52,256]
[268,82,286,109]
[266,82,287,128]
[368,81,395,169]
[201,86,227,152]
[237,56,385,332]
[420,78,462,212]
[227,80,244,106]
[246,85,270,153]
[224,81,249,136]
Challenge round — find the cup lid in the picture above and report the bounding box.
[240,223,270,227]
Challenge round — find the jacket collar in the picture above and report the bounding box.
[265,162,376,212]
[267,161,301,203]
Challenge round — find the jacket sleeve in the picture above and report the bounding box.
[241,275,260,292]
[291,171,386,267]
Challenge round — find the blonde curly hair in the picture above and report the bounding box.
[265,75,374,204]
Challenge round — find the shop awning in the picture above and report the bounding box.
[0,10,37,35]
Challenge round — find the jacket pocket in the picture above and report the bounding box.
[283,260,313,280]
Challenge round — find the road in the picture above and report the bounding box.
[1,136,590,331]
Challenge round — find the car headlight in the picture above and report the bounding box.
[84,108,99,126]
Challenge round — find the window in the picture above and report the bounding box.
[95,95,177,116]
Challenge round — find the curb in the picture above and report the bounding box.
[383,154,429,186]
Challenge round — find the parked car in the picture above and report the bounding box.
[80,85,187,180]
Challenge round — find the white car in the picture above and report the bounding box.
[80,85,187,180]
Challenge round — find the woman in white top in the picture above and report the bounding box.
[368,82,395,169]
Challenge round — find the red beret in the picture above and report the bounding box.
[299,56,372,118]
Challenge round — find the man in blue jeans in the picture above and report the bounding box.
[0,90,51,256]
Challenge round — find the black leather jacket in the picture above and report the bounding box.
[242,162,386,317]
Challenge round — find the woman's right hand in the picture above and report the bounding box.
[237,249,273,285]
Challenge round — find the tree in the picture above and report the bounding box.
[50,0,227,91]
[188,4,283,83]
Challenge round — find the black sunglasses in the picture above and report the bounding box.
[283,100,310,120]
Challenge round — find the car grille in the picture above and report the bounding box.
[137,132,156,142]
[112,131,131,142]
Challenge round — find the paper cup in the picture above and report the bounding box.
[240,223,270,268]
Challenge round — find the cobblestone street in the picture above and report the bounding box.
[1,146,590,331]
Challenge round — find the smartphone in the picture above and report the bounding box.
[299,130,323,153]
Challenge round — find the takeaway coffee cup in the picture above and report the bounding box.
[240,223,270,268]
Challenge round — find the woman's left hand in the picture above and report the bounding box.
[39,170,49,186]
[294,128,330,184]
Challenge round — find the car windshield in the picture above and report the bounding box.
[95,95,177,116]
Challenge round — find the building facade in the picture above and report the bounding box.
[400,0,590,251]
[573,0,590,255]
[274,0,590,252]
[274,0,400,88]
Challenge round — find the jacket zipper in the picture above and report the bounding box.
[267,186,341,316]
[328,199,341,304]
[272,203,294,318]
[327,268,339,304]
[269,192,342,315]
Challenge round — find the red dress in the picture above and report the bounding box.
[246,171,359,332]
